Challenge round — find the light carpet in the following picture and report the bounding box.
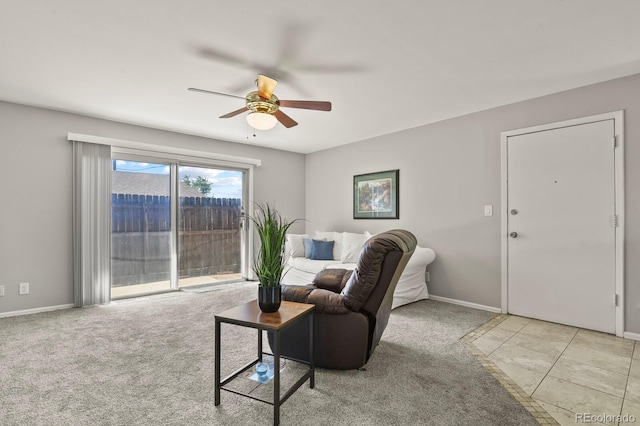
[0,283,538,425]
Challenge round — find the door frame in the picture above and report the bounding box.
[500,111,625,336]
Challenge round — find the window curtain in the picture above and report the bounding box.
[72,141,112,306]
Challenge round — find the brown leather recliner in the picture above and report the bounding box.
[268,229,417,369]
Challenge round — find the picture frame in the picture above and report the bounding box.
[353,169,399,219]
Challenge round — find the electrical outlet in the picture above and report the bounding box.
[0,285,4,297]
[19,282,29,295]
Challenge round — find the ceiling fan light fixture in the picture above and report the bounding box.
[190,77,328,130]
[246,112,277,130]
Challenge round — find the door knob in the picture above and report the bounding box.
[510,209,518,215]
[510,232,518,238]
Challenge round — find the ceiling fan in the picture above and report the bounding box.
[188,74,332,130]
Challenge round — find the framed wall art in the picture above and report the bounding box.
[353,169,399,219]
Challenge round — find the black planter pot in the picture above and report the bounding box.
[258,285,281,313]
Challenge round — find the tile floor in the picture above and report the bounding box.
[465,314,640,425]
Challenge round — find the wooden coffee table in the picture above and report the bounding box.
[214,300,315,426]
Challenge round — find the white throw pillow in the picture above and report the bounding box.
[340,232,370,263]
[285,234,309,258]
[314,231,334,241]
[332,231,344,261]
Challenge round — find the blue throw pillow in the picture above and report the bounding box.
[303,238,313,258]
[310,239,334,260]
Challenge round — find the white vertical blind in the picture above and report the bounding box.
[72,141,112,306]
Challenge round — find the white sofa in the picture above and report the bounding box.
[282,231,436,309]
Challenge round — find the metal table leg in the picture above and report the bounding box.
[273,330,280,426]
[214,318,221,406]
[309,312,315,389]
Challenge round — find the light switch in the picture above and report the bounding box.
[484,205,493,217]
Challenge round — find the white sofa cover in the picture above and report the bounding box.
[282,231,436,309]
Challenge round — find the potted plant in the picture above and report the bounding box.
[245,203,300,312]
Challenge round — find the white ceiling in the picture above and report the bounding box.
[2,1,640,154]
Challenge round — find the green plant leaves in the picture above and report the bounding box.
[244,203,300,287]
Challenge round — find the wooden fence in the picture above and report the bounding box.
[111,194,242,286]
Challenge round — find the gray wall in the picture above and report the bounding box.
[2,73,639,331]
[305,73,640,333]
[0,101,305,315]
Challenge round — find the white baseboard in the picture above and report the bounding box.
[623,331,640,341]
[0,303,75,319]
[429,295,501,313]
[429,295,637,337]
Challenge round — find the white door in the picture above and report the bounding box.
[506,119,616,333]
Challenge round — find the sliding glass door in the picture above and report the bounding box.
[110,160,173,298]
[177,165,243,288]
[110,156,247,299]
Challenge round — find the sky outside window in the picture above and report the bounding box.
[114,160,243,199]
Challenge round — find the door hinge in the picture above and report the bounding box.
[614,293,619,307]
[613,136,618,148]
[612,215,618,227]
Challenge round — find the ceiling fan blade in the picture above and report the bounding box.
[220,106,249,118]
[198,47,259,69]
[188,87,245,100]
[257,74,278,99]
[274,110,298,128]
[278,100,332,111]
